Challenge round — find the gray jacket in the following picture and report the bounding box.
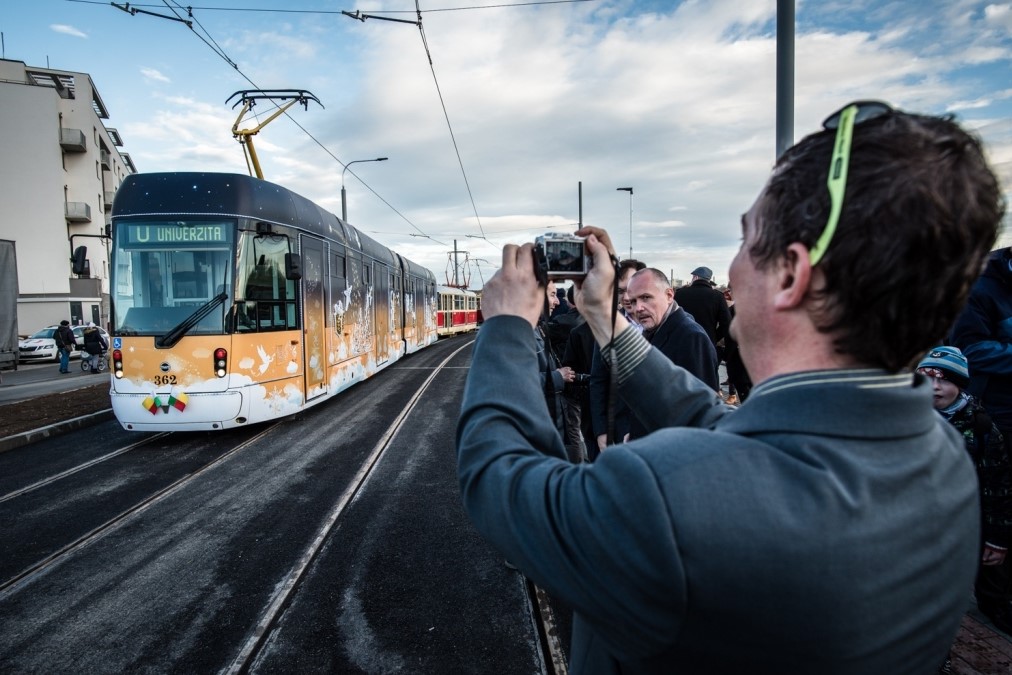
[457,315,978,674]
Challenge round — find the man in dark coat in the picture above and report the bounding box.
[674,266,731,349]
[951,247,1012,435]
[55,320,76,374]
[606,267,718,442]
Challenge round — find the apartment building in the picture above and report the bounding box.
[0,58,136,334]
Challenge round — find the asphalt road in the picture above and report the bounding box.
[0,359,102,404]
[0,336,560,674]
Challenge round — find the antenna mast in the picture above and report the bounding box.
[445,240,472,289]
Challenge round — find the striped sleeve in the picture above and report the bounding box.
[602,326,652,384]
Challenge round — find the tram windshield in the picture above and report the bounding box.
[111,220,234,336]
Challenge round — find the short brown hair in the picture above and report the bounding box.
[751,110,1004,371]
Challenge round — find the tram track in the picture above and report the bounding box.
[0,423,280,598]
[0,433,170,504]
[226,339,474,674]
[1,335,571,673]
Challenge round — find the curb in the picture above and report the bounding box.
[0,409,116,453]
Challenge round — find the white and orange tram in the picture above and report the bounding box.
[436,286,480,336]
[107,172,439,431]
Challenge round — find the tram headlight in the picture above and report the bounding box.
[112,349,124,379]
[214,347,227,378]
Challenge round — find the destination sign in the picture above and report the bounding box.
[125,223,230,245]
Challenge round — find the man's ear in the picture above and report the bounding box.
[772,242,812,310]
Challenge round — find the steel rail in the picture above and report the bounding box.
[0,433,170,504]
[0,423,281,598]
[224,339,475,674]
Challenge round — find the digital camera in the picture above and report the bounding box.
[533,233,590,285]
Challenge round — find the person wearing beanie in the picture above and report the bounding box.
[917,345,971,389]
[917,346,1012,636]
[54,319,76,374]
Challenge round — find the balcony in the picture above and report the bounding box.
[65,202,92,223]
[60,128,87,153]
[104,191,114,211]
[100,149,112,170]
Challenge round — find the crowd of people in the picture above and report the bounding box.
[456,101,1008,673]
[543,260,738,461]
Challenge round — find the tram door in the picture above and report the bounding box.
[301,236,328,400]
[375,263,389,365]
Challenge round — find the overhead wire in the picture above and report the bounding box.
[79,0,594,248]
[102,0,448,245]
[158,1,446,243]
[69,0,596,14]
[411,0,489,242]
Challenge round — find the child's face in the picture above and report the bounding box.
[923,373,961,409]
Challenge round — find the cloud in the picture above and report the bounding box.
[140,68,171,84]
[50,24,87,39]
[70,0,1009,285]
[985,3,1012,32]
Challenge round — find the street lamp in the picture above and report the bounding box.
[617,187,633,259]
[341,157,388,222]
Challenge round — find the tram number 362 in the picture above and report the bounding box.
[152,375,178,386]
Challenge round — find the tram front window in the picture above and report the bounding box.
[112,220,234,335]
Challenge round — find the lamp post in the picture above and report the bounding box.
[341,157,388,222]
[617,187,633,259]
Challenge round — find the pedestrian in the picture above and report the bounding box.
[674,265,731,348]
[82,323,107,373]
[456,100,1004,672]
[536,281,575,439]
[548,285,588,462]
[587,259,644,456]
[721,285,752,403]
[916,346,1012,669]
[55,320,76,374]
[951,246,1012,437]
[620,267,719,439]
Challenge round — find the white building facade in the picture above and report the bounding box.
[0,59,136,334]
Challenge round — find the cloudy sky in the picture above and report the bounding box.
[3,0,1011,287]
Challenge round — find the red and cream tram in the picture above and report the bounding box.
[436,286,479,336]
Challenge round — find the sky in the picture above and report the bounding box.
[1,0,1010,288]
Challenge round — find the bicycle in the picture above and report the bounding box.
[81,352,109,373]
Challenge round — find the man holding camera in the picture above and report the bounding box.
[456,102,1004,673]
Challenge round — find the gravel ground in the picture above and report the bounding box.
[0,383,110,438]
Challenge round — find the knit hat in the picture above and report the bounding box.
[917,346,970,388]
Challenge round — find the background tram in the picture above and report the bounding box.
[107,172,439,432]
[436,286,479,336]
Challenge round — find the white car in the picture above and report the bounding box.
[18,325,110,362]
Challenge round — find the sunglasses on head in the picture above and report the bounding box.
[808,100,895,266]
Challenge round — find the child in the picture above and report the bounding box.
[917,346,1012,636]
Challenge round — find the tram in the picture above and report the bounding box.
[436,286,480,335]
[107,172,438,431]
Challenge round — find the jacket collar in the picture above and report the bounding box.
[717,369,936,439]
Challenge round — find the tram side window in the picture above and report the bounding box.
[330,252,346,329]
[236,233,298,332]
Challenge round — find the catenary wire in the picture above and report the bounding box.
[156,0,449,243]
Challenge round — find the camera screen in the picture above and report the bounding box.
[546,242,585,272]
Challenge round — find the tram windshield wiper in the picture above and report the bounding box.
[155,291,228,348]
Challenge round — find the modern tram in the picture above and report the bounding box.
[435,286,480,336]
[107,172,439,431]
